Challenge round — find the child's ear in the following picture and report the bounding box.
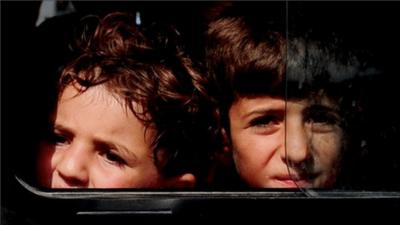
[221,128,232,153]
[166,173,196,188]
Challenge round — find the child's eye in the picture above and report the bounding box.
[47,132,70,146]
[102,151,127,166]
[249,115,281,134]
[305,108,341,133]
[309,111,338,125]
[250,116,277,126]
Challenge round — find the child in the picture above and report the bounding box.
[36,12,219,189]
[206,12,366,189]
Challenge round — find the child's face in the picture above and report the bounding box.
[228,95,343,188]
[37,85,167,188]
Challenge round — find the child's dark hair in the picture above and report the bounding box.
[59,12,219,186]
[206,16,286,133]
[206,13,375,189]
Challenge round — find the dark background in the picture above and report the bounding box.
[2,1,400,223]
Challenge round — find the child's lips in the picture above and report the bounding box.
[275,179,311,188]
[273,174,315,188]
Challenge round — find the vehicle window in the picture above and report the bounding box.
[3,1,400,193]
[3,2,400,223]
[286,2,400,193]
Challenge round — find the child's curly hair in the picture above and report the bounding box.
[59,12,220,186]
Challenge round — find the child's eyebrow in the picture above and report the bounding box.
[242,108,285,120]
[53,124,74,136]
[305,104,339,113]
[53,124,138,162]
[94,139,138,162]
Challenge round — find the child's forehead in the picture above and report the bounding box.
[60,85,119,107]
[58,84,151,120]
[60,84,133,110]
[233,92,337,106]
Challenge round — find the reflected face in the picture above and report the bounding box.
[229,95,343,188]
[37,85,166,188]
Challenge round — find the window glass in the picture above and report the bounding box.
[6,1,400,192]
[286,2,400,192]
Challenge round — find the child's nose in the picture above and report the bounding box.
[284,119,311,166]
[55,142,90,188]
